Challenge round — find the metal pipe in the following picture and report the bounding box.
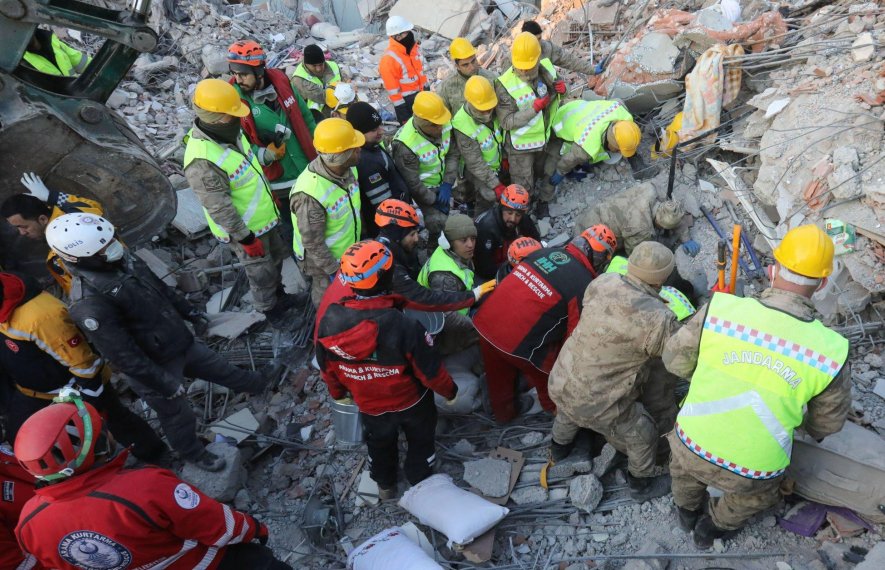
[702,207,753,278]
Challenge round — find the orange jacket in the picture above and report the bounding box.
[379,37,427,106]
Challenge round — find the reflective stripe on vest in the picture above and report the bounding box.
[394,119,451,188]
[183,130,278,243]
[293,61,341,111]
[23,34,89,77]
[676,293,848,479]
[451,106,503,171]
[552,100,634,164]
[417,247,475,315]
[383,50,421,101]
[604,256,694,320]
[498,61,558,151]
[289,167,362,260]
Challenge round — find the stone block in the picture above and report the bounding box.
[464,458,511,497]
[510,486,548,505]
[569,474,604,513]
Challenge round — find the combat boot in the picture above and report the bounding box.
[186,448,226,472]
[627,154,659,181]
[549,439,576,462]
[627,473,671,503]
[677,506,701,532]
[693,514,729,549]
[378,486,397,501]
[263,301,305,332]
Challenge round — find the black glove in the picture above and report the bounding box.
[187,310,210,336]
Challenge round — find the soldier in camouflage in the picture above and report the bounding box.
[435,38,498,115]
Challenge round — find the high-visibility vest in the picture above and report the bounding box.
[292,61,341,112]
[380,39,425,106]
[417,247,475,315]
[451,106,503,172]
[183,130,279,243]
[605,255,694,320]
[289,167,361,260]
[23,34,90,77]
[676,293,848,479]
[393,118,452,189]
[552,100,635,164]
[497,60,558,151]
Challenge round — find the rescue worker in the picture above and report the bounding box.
[474,225,618,423]
[184,78,301,331]
[326,82,356,119]
[317,240,458,499]
[0,271,165,459]
[549,99,657,183]
[292,44,343,122]
[473,184,541,281]
[451,75,506,213]
[227,40,317,210]
[495,32,563,218]
[1,448,39,570]
[521,20,604,78]
[418,214,479,355]
[380,16,428,124]
[662,225,849,548]
[606,254,697,322]
[346,102,409,236]
[548,242,680,502]
[496,237,543,283]
[14,397,291,569]
[1,172,103,294]
[391,91,459,248]
[45,213,281,472]
[290,118,364,306]
[22,28,90,77]
[436,37,498,115]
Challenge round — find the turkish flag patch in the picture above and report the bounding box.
[4,339,18,353]
[67,336,81,347]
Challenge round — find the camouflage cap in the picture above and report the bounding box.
[653,200,685,230]
[444,213,477,241]
[627,241,675,286]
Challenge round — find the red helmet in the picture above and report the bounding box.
[375,199,419,229]
[500,184,530,211]
[507,237,542,266]
[581,224,617,254]
[15,399,104,480]
[228,40,266,67]
[339,240,394,291]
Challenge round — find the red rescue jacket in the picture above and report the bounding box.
[16,451,260,570]
[1,451,40,570]
[474,244,597,372]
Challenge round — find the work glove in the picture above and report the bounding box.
[472,279,496,301]
[532,95,551,113]
[20,172,51,202]
[255,521,269,545]
[186,310,210,336]
[239,232,266,258]
[594,57,607,75]
[493,184,506,199]
[267,142,286,161]
[553,80,567,95]
[436,182,453,210]
[274,124,292,142]
[566,170,589,181]
[682,240,701,257]
[549,171,565,186]
[335,396,354,405]
[445,394,458,407]
[710,282,732,295]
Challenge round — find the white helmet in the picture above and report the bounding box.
[333,82,356,106]
[386,15,413,36]
[45,212,117,263]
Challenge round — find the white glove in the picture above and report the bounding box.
[20,172,51,203]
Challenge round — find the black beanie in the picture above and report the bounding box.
[346,102,383,134]
[378,224,411,244]
[521,20,543,35]
[303,44,325,65]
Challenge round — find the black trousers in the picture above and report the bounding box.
[218,544,292,570]
[126,341,264,459]
[361,390,437,488]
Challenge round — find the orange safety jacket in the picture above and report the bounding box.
[379,37,427,107]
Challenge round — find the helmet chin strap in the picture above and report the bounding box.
[39,388,94,482]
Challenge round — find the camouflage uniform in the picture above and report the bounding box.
[426,251,478,355]
[291,63,342,120]
[662,288,851,530]
[451,104,503,214]
[540,39,597,76]
[548,271,679,478]
[435,67,497,115]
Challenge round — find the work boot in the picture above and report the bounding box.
[187,448,226,472]
[627,472,671,503]
[677,506,701,532]
[263,302,305,332]
[378,486,397,501]
[627,154,660,181]
[693,514,730,549]
[549,439,576,462]
[275,290,310,312]
[534,201,550,219]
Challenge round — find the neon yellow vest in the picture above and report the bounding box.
[292,61,341,112]
[604,256,694,320]
[451,106,503,171]
[552,100,634,164]
[497,60,558,151]
[183,130,279,243]
[393,119,452,189]
[289,167,361,260]
[417,248,475,315]
[676,293,848,479]
[23,34,90,77]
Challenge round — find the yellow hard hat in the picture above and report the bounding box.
[511,32,541,70]
[412,91,452,125]
[449,37,477,61]
[612,120,641,158]
[464,75,497,111]
[774,224,834,278]
[652,112,683,159]
[193,78,250,117]
[313,118,366,153]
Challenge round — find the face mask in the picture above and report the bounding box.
[102,240,125,263]
[197,118,242,145]
[398,31,416,52]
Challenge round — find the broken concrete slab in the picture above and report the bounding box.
[179,441,246,502]
[388,0,483,40]
[510,486,549,505]
[548,455,593,479]
[569,474,604,513]
[851,32,875,62]
[172,188,209,238]
[134,248,177,286]
[206,311,266,339]
[592,443,618,479]
[873,379,885,401]
[210,408,259,443]
[624,540,670,570]
[464,458,511,498]
[630,32,680,74]
[355,469,379,507]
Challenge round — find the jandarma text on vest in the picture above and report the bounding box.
[721,351,803,389]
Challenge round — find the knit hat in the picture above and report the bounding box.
[444,213,477,242]
[627,241,675,286]
[346,102,382,133]
[303,44,325,65]
[653,200,685,230]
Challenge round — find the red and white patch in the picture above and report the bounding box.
[4,339,18,353]
[67,335,82,348]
